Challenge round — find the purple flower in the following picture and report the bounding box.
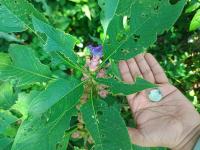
[88,45,103,58]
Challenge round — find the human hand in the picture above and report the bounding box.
[118,53,200,150]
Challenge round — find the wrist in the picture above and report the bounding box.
[172,124,200,150]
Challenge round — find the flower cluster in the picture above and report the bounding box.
[87,45,103,71]
[81,45,108,99]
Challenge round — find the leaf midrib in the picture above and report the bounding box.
[0,61,53,81]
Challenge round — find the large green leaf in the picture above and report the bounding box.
[0,44,52,86]
[0,0,47,33]
[11,101,77,150]
[11,78,84,150]
[32,16,79,66]
[12,78,84,118]
[0,5,26,32]
[99,0,186,61]
[96,77,156,95]
[0,82,16,109]
[81,98,132,150]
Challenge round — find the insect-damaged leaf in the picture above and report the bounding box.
[96,77,156,95]
[32,16,79,66]
[99,0,186,60]
[0,0,47,33]
[81,99,132,150]
[11,101,77,150]
[0,44,52,86]
[11,78,84,150]
[18,78,84,117]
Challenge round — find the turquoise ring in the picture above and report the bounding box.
[148,88,163,102]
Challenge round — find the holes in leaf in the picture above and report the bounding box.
[101,134,106,138]
[141,13,148,18]
[169,0,179,5]
[97,111,103,116]
[132,34,140,42]
[122,49,130,55]
[154,5,159,11]
[116,32,126,42]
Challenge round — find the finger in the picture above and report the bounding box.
[127,58,143,80]
[118,61,133,84]
[144,53,168,84]
[134,53,155,83]
[118,61,136,101]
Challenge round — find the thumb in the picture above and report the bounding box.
[128,127,147,147]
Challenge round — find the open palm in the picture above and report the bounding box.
[119,53,200,149]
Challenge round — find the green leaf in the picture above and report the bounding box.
[0,110,17,135]
[11,91,39,120]
[56,134,70,150]
[96,77,156,95]
[0,110,17,150]
[32,16,79,65]
[190,9,200,31]
[132,145,167,150]
[0,137,13,150]
[0,0,47,33]
[0,44,52,86]
[99,0,186,61]
[107,60,122,80]
[81,99,132,150]
[185,1,200,13]
[98,0,119,34]
[0,82,16,109]
[15,78,84,117]
[11,101,78,150]
[0,5,26,32]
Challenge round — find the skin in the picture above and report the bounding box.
[118,53,200,149]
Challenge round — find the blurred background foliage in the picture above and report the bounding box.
[0,0,200,148]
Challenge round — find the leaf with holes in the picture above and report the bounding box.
[24,78,84,117]
[99,0,186,61]
[96,77,156,95]
[0,44,52,86]
[32,16,79,66]
[0,0,47,33]
[81,99,132,150]
[11,100,78,150]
